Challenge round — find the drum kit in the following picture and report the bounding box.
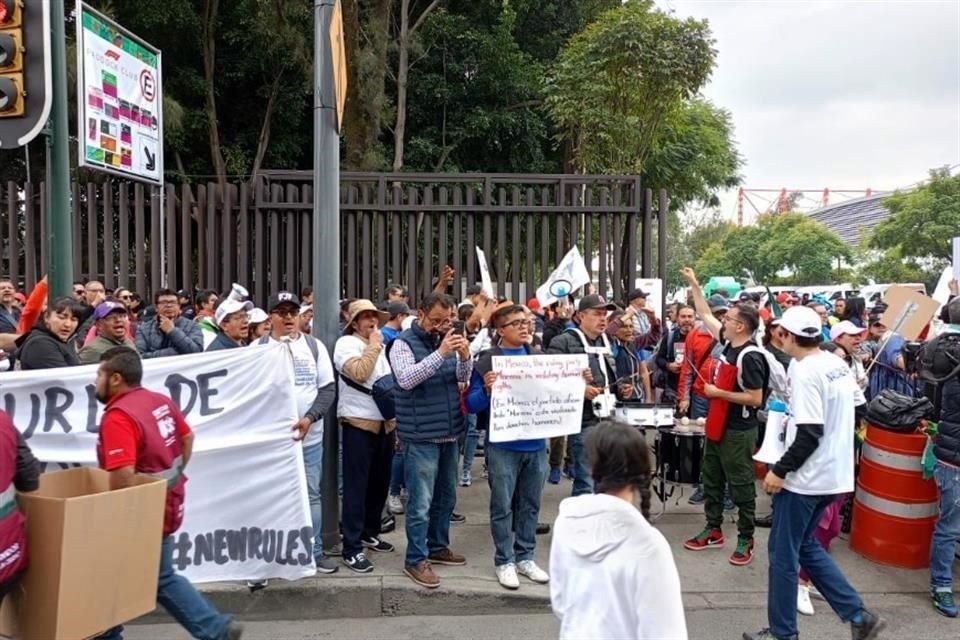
[614,399,707,521]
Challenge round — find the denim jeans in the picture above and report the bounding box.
[461,414,479,475]
[389,448,405,496]
[768,489,863,638]
[403,440,459,566]
[566,424,595,496]
[690,393,709,420]
[486,446,548,566]
[931,461,960,590]
[95,538,230,640]
[303,440,324,558]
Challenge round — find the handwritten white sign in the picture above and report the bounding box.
[489,354,588,443]
[476,246,496,299]
[952,237,959,281]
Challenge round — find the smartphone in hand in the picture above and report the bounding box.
[452,320,466,336]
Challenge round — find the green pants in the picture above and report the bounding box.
[703,427,757,540]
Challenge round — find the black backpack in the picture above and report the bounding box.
[917,332,960,383]
[865,389,934,432]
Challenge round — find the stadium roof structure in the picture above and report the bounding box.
[805,191,895,247]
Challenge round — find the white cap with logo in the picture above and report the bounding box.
[215,299,254,327]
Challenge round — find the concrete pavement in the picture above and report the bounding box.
[136,451,958,629]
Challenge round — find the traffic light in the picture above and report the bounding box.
[0,0,25,117]
[0,0,50,147]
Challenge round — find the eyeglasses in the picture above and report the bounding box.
[499,319,527,329]
[157,299,179,307]
[119,294,132,300]
[271,308,298,319]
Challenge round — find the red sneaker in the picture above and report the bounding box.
[683,527,725,551]
[729,537,755,566]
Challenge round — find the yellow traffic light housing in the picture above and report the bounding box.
[0,0,25,117]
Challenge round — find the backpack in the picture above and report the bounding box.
[734,343,788,403]
[865,389,934,432]
[917,332,960,383]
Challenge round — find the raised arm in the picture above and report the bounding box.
[680,268,721,339]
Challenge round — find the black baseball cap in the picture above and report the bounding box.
[267,291,301,312]
[627,288,648,302]
[578,294,617,312]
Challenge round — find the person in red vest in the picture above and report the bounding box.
[93,347,243,640]
[0,411,40,606]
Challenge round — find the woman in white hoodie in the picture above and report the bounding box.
[550,421,687,640]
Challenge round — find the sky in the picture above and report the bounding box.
[656,0,960,223]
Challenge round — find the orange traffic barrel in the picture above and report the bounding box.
[850,423,938,569]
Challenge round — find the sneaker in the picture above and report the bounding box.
[326,541,343,557]
[562,465,575,479]
[755,513,773,528]
[536,522,551,535]
[481,465,489,479]
[450,512,467,525]
[381,514,396,534]
[742,629,797,640]
[343,552,374,573]
[517,559,550,584]
[548,468,561,485]
[246,580,268,592]
[362,536,395,553]
[387,494,404,514]
[729,537,754,566]
[460,469,472,487]
[797,584,815,616]
[850,608,886,640]
[724,495,736,512]
[226,621,245,640]
[404,560,440,589]
[932,589,958,618]
[315,555,340,574]
[809,584,824,600]
[688,486,705,505]
[683,527,724,551]
[428,548,466,566]
[496,563,520,590]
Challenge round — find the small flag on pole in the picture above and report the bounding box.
[536,246,591,307]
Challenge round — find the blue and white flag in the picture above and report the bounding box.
[536,246,591,307]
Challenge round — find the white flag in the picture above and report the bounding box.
[536,246,591,307]
[476,246,496,299]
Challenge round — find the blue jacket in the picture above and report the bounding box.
[135,316,204,359]
[393,322,465,442]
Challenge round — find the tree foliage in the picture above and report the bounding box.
[869,167,960,260]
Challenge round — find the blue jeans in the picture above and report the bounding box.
[768,490,863,638]
[390,448,405,496]
[461,414,479,475]
[403,440,459,566]
[566,424,595,496]
[96,538,230,640]
[690,393,709,420]
[303,441,324,558]
[931,461,960,590]
[486,446,548,566]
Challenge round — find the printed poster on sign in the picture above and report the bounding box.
[76,3,163,184]
[488,354,588,443]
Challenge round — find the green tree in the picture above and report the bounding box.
[870,167,960,260]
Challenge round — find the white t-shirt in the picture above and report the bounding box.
[283,334,335,447]
[333,335,392,421]
[401,315,415,331]
[783,351,858,495]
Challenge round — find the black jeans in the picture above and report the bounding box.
[341,421,396,558]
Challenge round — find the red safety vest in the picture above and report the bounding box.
[0,413,27,585]
[98,388,188,537]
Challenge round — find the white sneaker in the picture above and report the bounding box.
[797,584,815,616]
[387,494,404,515]
[495,563,520,590]
[517,560,550,584]
[808,584,824,600]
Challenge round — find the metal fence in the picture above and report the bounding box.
[1,172,667,307]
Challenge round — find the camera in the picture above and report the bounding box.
[592,391,616,418]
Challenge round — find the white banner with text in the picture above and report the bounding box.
[0,343,314,584]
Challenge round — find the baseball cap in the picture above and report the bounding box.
[829,320,866,341]
[215,299,254,327]
[707,294,730,312]
[299,304,313,316]
[775,292,799,304]
[93,300,127,320]
[577,294,617,312]
[778,306,823,338]
[248,308,268,324]
[387,302,411,319]
[627,288,648,302]
[267,291,300,312]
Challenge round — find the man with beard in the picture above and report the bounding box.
[390,293,472,589]
[79,301,137,364]
[656,304,695,403]
[92,347,243,640]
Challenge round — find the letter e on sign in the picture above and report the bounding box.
[140,69,156,102]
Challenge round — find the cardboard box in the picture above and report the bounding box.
[0,468,166,640]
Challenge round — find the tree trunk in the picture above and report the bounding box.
[202,0,226,194]
[250,72,284,180]
[392,0,411,172]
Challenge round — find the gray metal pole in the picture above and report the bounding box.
[313,0,341,553]
[47,0,73,298]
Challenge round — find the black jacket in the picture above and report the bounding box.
[546,329,617,426]
[19,326,81,370]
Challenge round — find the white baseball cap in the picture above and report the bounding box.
[777,306,823,339]
[248,307,269,324]
[215,299,254,327]
[830,320,866,341]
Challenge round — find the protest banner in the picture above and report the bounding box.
[0,343,314,584]
[879,285,940,341]
[488,354,588,443]
[536,246,591,307]
[476,246,496,299]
